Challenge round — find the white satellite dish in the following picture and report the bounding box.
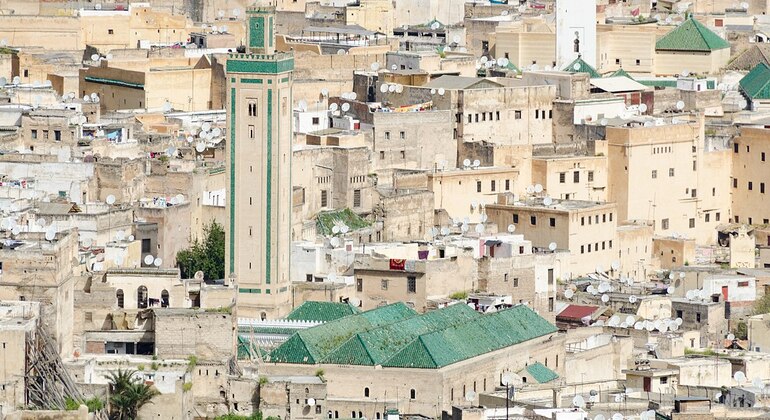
[91,53,100,61]
[106,194,116,205]
[371,62,380,71]
[12,76,20,85]
[379,84,388,94]
[572,395,586,408]
[543,197,553,206]
[596,265,604,274]
[115,255,124,266]
[639,103,648,113]
[573,63,581,71]
[438,88,445,96]
[11,226,20,236]
[440,227,450,236]
[128,235,135,242]
[735,371,746,383]
[548,242,557,251]
[116,230,125,241]
[565,289,574,299]
[463,158,471,167]
[144,255,155,265]
[611,260,620,271]
[233,8,240,16]
[388,84,396,93]
[501,373,514,386]
[507,224,515,233]
[0,77,5,87]
[82,238,93,248]
[625,315,636,325]
[727,333,735,341]
[321,88,329,97]
[332,225,340,234]
[475,224,485,234]
[187,136,194,143]
[45,229,56,241]
[153,258,162,267]
[341,103,351,112]
[534,184,543,193]
[634,322,643,330]
[330,237,340,247]
[349,92,357,100]
[473,159,480,167]
[629,295,638,303]
[341,225,350,234]
[667,286,675,294]
[329,103,339,112]
[465,391,476,402]
[601,294,610,303]
[676,101,685,110]
[307,398,316,406]
[196,142,206,153]
[349,297,361,307]
[395,84,404,93]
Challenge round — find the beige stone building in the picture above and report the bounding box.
[731,127,770,226]
[606,116,731,245]
[265,303,565,418]
[491,18,556,70]
[226,6,294,319]
[653,17,731,76]
[531,154,608,201]
[0,230,78,358]
[486,196,617,276]
[427,166,520,224]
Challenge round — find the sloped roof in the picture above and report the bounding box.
[286,301,360,322]
[590,76,649,93]
[268,302,416,364]
[607,67,634,79]
[382,305,558,369]
[321,303,480,366]
[727,44,770,71]
[740,62,770,100]
[556,304,598,321]
[563,56,601,78]
[523,362,559,383]
[423,75,504,90]
[655,16,730,52]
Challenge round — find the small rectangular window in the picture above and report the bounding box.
[549,217,555,227]
[513,277,519,287]
[530,215,537,225]
[515,110,522,119]
[407,276,416,293]
[705,213,710,222]
[31,129,37,139]
[379,151,385,159]
[491,180,496,192]
[248,125,255,139]
[400,131,405,140]
[749,181,753,191]
[535,110,539,119]
[573,171,580,183]
[635,59,641,65]
[505,179,510,190]
[108,29,114,34]
[662,218,670,230]
[381,279,388,290]
[321,190,328,207]
[312,117,320,125]
[763,152,766,162]
[762,183,766,194]
[476,181,482,193]
[384,131,390,140]
[716,212,721,221]
[513,214,519,223]
[588,171,594,182]
[733,178,738,188]
[559,172,566,183]
[689,218,695,228]
[734,143,739,153]
[669,168,675,177]
[652,170,657,179]
[353,189,362,207]
[356,278,363,292]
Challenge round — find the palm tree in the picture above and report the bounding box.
[106,369,160,420]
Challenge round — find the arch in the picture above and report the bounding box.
[161,289,169,308]
[260,311,267,321]
[116,289,124,308]
[137,285,148,308]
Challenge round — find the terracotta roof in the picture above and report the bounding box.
[556,304,599,320]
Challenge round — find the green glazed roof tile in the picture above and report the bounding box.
[655,16,730,52]
[563,56,601,78]
[268,302,416,364]
[740,62,770,99]
[608,68,634,79]
[286,301,361,322]
[524,362,559,383]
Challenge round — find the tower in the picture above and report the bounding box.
[226,5,293,319]
[555,0,597,69]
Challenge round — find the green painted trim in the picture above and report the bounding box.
[229,87,236,273]
[280,77,289,83]
[266,89,272,285]
[249,16,265,50]
[84,76,144,90]
[265,289,271,294]
[242,78,263,84]
[279,286,288,292]
[269,17,274,48]
[239,288,262,294]
[226,57,294,74]
[267,79,272,84]
[230,78,235,83]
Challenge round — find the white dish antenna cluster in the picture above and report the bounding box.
[331,221,350,235]
[461,158,481,169]
[379,83,404,94]
[685,289,710,301]
[340,92,357,101]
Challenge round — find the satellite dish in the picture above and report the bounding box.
[752,377,762,388]
[144,255,155,265]
[572,395,586,408]
[735,371,746,383]
[91,53,100,61]
[201,122,211,132]
[115,255,124,266]
[116,230,125,241]
[45,229,56,241]
[371,62,380,71]
[634,322,643,330]
[320,88,329,97]
[341,103,351,112]
[667,286,675,294]
[548,242,557,251]
[153,258,162,267]
[196,142,206,153]
[307,398,316,406]
[501,373,514,386]
[727,333,735,341]
[388,84,396,93]
[534,184,543,193]
[473,159,480,167]
[379,84,388,94]
[741,1,749,8]
[676,101,685,110]
[330,237,340,247]
[82,238,93,248]
[341,225,350,234]
[194,271,205,280]
[526,185,535,194]
[12,76,20,85]
[106,195,116,205]
[438,88,445,96]
[332,225,340,234]
[612,413,624,420]
[187,136,194,143]
[162,101,172,112]
[507,224,515,233]
[596,265,604,274]
[573,63,581,71]
[440,227,450,236]
[233,8,240,16]
[475,224,485,234]
[128,235,135,242]
[0,77,5,87]
[565,289,574,299]
[601,294,610,303]
[639,103,648,113]
[629,295,638,303]
[329,103,339,112]
[611,260,620,271]
[11,226,20,236]
[543,197,553,206]
[395,84,404,93]
[37,218,47,227]
[465,391,476,402]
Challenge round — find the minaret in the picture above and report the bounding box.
[226,5,293,319]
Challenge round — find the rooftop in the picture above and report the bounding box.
[285,301,361,323]
[655,16,730,52]
[489,196,613,212]
[740,63,770,100]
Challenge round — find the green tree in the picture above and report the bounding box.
[735,321,748,340]
[754,293,770,315]
[106,369,160,420]
[176,221,225,280]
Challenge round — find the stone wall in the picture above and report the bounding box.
[153,309,234,361]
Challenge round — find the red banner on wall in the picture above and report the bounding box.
[389,259,406,270]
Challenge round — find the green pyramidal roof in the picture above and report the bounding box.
[563,56,601,78]
[286,301,360,322]
[321,303,481,366]
[268,302,416,364]
[608,68,634,80]
[740,62,770,100]
[655,16,730,52]
[383,305,558,369]
[523,362,559,383]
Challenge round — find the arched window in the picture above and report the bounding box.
[334,411,339,418]
[161,289,169,308]
[260,312,267,321]
[116,289,124,308]
[137,286,148,308]
[364,387,369,397]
